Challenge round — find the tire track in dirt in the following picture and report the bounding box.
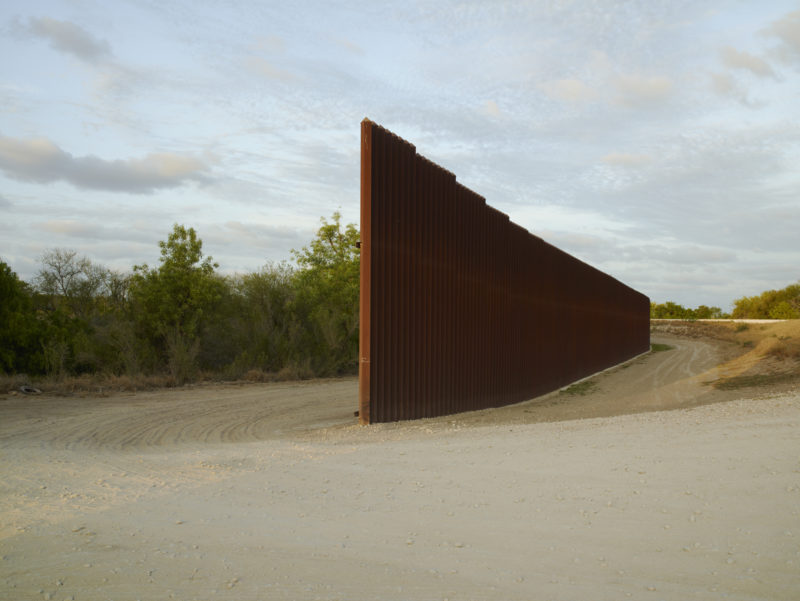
[625,336,721,409]
[0,379,358,451]
[419,334,740,431]
[0,334,741,451]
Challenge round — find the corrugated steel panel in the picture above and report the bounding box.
[359,119,650,424]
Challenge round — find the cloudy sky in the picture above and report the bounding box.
[1,1,798,311]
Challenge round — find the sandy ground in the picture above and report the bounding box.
[1,333,799,600]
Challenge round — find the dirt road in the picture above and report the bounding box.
[1,333,798,600]
[0,334,745,450]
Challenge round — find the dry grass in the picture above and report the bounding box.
[766,342,800,360]
[240,361,315,383]
[0,373,185,396]
[713,373,799,390]
[275,360,315,382]
[1,361,320,397]
[733,321,800,358]
[657,320,800,390]
[651,320,739,343]
[653,320,800,355]
[0,373,32,394]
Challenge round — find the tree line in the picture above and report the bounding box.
[729,283,800,319]
[650,281,800,320]
[649,302,727,320]
[1,213,359,385]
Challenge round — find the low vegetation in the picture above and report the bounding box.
[650,343,674,352]
[559,379,598,396]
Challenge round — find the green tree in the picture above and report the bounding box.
[129,224,224,383]
[291,212,360,375]
[34,249,109,319]
[732,282,800,319]
[225,262,296,374]
[692,305,724,319]
[86,270,143,376]
[32,249,116,375]
[769,300,800,319]
[0,260,46,374]
[650,301,728,320]
[650,301,690,319]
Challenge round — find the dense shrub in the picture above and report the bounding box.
[649,301,727,320]
[1,213,360,383]
[732,283,800,319]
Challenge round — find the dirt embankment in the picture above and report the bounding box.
[1,323,798,601]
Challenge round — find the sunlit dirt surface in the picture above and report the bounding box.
[1,331,798,600]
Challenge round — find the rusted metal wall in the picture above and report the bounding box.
[359,119,650,424]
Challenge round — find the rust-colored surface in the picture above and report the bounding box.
[359,119,650,424]
[358,122,372,425]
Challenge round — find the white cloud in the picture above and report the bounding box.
[245,56,295,82]
[601,153,652,167]
[720,46,774,78]
[485,100,501,117]
[763,9,800,60]
[251,35,286,53]
[540,78,596,103]
[709,72,763,107]
[0,134,208,193]
[204,220,301,249]
[27,17,111,63]
[614,74,673,107]
[652,244,738,265]
[332,36,364,56]
[37,219,97,237]
[710,71,736,95]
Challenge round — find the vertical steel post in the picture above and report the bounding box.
[358,120,372,425]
